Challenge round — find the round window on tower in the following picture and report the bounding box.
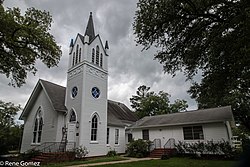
[91,87,100,98]
[71,86,78,98]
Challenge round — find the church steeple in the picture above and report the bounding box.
[84,12,95,42]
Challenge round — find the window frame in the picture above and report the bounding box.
[142,129,149,140]
[96,45,99,65]
[128,133,133,143]
[106,128,110,145]
[72,52,75,66]
[79,48,81,62]
[69,110,77,122]
[115,129,119,145]
[32,109,43,144]
[75,44,79,64]
[91,115,98,141]
[100,53,103,67]
[183,126,204,140]
[92,48,95,63]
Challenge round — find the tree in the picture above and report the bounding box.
[0,3,62,87]
[133,0,250,130]
[0,100,22,154]
[130,85,188,118]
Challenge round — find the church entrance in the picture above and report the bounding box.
[66,122,76,150]
[67,123,76,142]
[66,110,77,150]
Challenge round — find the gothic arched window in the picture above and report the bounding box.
[37,117,43,143]
[100,53,103,67]
[72,52,75,66]
[96,45,99,65]
[92,48,95,63]
[33,109,43,143]
[75,44,79,64]
[79,48,81,62]
[69,110,76,122]
[91,115,98,141]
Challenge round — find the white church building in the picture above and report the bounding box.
[19,13,235,157]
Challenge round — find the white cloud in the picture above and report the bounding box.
[1,0,197,116]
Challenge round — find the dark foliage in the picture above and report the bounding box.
[134,0,250,131]
[126,139,151,158]
[0,4,62,87]
[130,85,188,118]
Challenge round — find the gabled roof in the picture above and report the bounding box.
[39,80,67,112]
[20,80,138,126]
[20,79,67,120]
[130,106,234,129]
[108,100,138,125]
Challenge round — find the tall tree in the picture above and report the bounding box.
[0,100,22,154]
[133,0,250,130]
[0,3,62,87]
[130,85,188,118]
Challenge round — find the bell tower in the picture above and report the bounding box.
[65,12,109,156]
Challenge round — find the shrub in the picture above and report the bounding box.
[242,137,250,152]
[126,139,150,158]
[74,146,89,159]
[175,140,239,159]
[106,149,117,157]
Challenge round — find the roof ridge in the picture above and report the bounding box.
[141,105,232,118]
[39,79,65,89]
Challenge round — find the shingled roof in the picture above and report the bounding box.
[20,79,138,126]
[130,106,234,129]
[108,100,138,126]
[40,80,67,112]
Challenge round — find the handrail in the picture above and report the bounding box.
[164,138,175,149]
[150,138,161,151]
[25,142,76,154]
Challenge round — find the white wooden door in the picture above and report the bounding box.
[66,123,76,150]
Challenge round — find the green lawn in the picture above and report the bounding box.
[96,158,237,167]
[42,156,128,167]
[42,157,237,167]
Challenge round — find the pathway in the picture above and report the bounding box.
[68,157,159,167]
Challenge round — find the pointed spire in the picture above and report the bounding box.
[69,39,74,47]
[105,40,109,49]
[84,12,95,42]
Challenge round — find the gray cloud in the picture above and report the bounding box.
[1,0,197,114]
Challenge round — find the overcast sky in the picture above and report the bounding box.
[1,0,198,118]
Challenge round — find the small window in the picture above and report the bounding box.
[79,48,81,62]
[115,129,119,144]
[183,126,204,140]
[92,48,95,63]
[91,115,98,141]
[72,52,75,66]
[69,110,76,122]
[142,129,149,140]
[96,45,99,65]
[128,133,133,143]
[106,128,109,144]
[75,45,79,64]
[100,53,103,67]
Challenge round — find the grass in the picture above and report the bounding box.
[42,156,128,167]
[94,157,237,167]
[41,156,238,167]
